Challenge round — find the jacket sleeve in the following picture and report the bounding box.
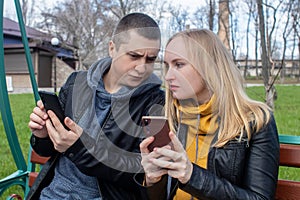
[30,72,78,157]
[30,135,56,157]
[179,115,280,200]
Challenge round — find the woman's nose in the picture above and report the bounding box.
[165,67,174,81]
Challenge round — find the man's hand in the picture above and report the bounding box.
[46,110,83,153]
[28,100,49,138]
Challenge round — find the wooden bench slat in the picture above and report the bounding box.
[30,150,50,165]
[28,150,50,188]
[28,172,39,187]
[275,180,300,200]
[279,144,300,167]
[276,140,300,200]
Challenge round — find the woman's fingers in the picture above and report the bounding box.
[169,131,185,152]
[140,136,154,154]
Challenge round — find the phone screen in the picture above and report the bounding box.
[142,116,171,151]
[38,91,69,130]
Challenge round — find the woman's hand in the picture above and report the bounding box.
[45,110,83,153]
[140,136,169,186]
[151,132,193,184]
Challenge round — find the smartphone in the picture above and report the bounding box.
[142,116,171,152]
[38,90,69,130]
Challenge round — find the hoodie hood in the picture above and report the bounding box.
[87,57,162,101]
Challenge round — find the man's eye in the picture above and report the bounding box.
[146,57,157,63]
[129,54,139,59]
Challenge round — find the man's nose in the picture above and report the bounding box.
[135,60,147,74]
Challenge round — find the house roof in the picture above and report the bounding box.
[3,17,77,60]
[3,17,50,40]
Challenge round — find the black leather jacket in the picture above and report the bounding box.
[147,115,279,200]
[27,68,165,200]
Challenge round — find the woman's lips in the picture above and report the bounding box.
[169,85,179,91]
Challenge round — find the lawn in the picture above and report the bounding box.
[0,85,299,198]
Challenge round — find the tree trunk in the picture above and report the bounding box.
[209,0,215,31]
[218,0,230,49]
[256,0,275,108]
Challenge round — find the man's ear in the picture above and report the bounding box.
[109,41,115,57]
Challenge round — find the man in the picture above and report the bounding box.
[27,13,164,200]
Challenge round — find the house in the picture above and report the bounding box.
[3,17,78,93]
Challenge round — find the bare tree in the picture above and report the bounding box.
[100,0,147,19]
[228,1,239,60]
[192,5,214,30]
[36,0,170,69]
[244,0,256,78]
[256,0,276,108]
[167,4,189,32]
[20,0,36,26]
[218,0,230,49]
[209,0,216,30]
[254,17,260,79]
[38,0,117,69]
[278,1,294,83]
[290,0,300,81]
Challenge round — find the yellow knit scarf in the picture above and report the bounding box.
[173,95,218,200]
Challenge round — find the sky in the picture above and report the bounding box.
[3,0,251,58]
[3,0,60,21]
[3,0,198,21]
[3,0,200,44]
[4,1,297,60]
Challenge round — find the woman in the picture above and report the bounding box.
[140,29,279,199]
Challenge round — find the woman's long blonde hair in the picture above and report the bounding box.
[164,29,271,147]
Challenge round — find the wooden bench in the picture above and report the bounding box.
[275,135,300,200]
[27,149,49,188]
[25,135,300,199]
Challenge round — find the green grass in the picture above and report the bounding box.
[246,85,300,135]
[247,85,300,183]
[0,93,36,199]
[0,85,300,198]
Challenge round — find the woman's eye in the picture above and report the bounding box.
[175,62,184,68]
[164,63,169,70]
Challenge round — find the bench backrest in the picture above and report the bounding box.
[275,136,300,200]
[26,135,300,199]
[27,150,49,188]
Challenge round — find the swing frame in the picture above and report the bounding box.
[0,0,40,198]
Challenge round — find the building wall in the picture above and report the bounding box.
[4,50,31,73]
[53,58,75,89]
[38,54,52,87]
[5,74,37,93]
[4,48,75,93]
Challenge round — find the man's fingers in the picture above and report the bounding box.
[47,110,65,131]
[45,119,56,141]
[36,100,44,109]
[65,117,82,136]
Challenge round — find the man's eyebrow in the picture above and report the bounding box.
[147,55,157,59]
[128,51,143,56]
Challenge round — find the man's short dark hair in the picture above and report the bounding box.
[112,13,161,50]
